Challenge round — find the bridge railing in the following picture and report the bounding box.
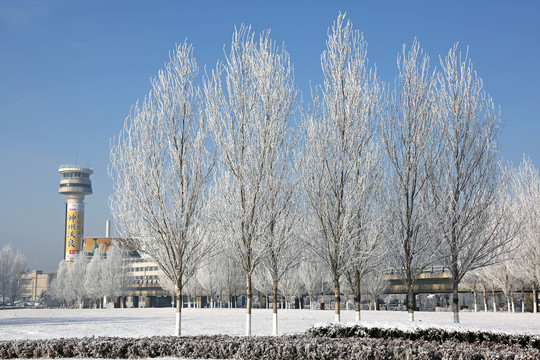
[383,265,449,276]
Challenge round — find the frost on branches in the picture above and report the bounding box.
[381,39,440,322]
[430,44,513,323]
[297,12,383,324]
[109,41,213,336]
[0,245,27,305]
[204,24,296,335]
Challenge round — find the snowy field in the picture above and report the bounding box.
[1,307,539,340]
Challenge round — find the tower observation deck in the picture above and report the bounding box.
[58,165,93,263]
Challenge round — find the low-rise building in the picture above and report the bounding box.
[20,270,55,304]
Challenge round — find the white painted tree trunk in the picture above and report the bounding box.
[245,313,251,336]
[355,310,360,321]
[334,313,340,322]
[534,287,538,313]
[408,311,414,322]
[272,313,278,335]
[175,311,181,336]
[482,287,488,312]
[511,293,515,313]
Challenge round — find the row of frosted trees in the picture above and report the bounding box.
[50,246,128,308]
[109,13,537,336]
[167,252,390,313]
[462,157,540,313]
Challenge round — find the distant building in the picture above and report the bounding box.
[20,270,55,303]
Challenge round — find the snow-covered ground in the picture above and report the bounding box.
[1,307,539,340]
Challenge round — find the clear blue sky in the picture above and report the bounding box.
[1,1,539,272]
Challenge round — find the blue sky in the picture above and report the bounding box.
[1,1,539,272]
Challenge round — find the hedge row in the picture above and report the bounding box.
[1,335,539,359]
[306,322,540,350]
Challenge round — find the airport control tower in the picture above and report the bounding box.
[58,165,93,263]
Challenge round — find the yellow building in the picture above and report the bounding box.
[20,270,55,303]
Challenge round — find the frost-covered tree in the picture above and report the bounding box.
[510,157,540,313]
[222,256,243,308]
[346,217,385,320]
[69,252,89,308]
[431,44,511,323]
[182,276,203,308]
[84,248,106,307]
[261,163,301,334]
[476,266,500,312]
[382,39,440,322]
[109,41,213,336]
[0,245,27,305]
[363,267,389,311]
[196,258,222,309]
[205,25,296,335]
[297,13,383,323]
[298,260,323,311]
[52,244,128,309]
[49,260,74,306]
[102,244,129,304]
[280,267,301,310]
[252,266,273,309]
[462,271,482,312]
[487,261,518,313]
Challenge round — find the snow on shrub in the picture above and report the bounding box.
[306,322,540,349]
[1,334,540,359]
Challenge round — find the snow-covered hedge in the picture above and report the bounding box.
[1,334,539,359]
[307,322,540,350]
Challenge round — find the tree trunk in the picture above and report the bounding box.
[272,276,278,335]
[482,284,488,312]
[452,279,460,323]
[354,270,361,321]
[246,273,252,336]
[511,291,515,313]
[333,275,341,322]
[533,284,538,314]
[473,289,478,312]
[407,285,415,322]
[175,288,182,336]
